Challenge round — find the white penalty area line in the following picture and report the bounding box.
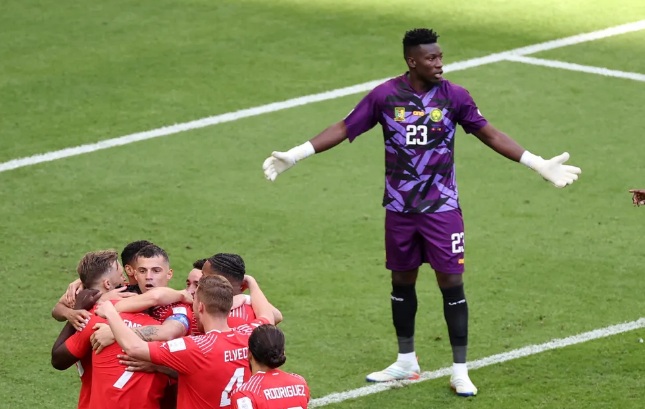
[1,20,644,175]
[310,317,645,407]
[505,55,645,82]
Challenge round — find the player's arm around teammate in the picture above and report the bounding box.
[89,287,193,353]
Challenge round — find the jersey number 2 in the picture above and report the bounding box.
[220,367,245,407]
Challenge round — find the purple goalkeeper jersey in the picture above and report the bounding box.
[344,74,488,213]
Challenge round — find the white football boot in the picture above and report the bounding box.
[365,360,421,382]
[450,370,478,397]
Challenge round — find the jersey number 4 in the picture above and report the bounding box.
[220,367,245,407]
[405,125,429,146]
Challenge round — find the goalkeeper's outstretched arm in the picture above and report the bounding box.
[262,121,347,182]
[473,123,582,188]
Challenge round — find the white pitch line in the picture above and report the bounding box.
[310,317,645,407]
[1,20,644,175]
[505,55,645,82]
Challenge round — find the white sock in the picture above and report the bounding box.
[453,362,468,377]
[397,352,418,364]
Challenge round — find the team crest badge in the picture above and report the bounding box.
[429,108,443,122]
[394,107,406,122]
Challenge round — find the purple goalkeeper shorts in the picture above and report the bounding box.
[385,209,465,273]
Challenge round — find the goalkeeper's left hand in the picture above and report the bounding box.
[521,151,582,188]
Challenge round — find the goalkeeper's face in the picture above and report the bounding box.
[407,43,444,84]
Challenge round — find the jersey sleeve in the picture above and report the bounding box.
[453,86,488,134]
[163,303,193,336]
[343,88,381,142]
[64,315,104,358]
[148,337,199,374]
[231,390,257,409]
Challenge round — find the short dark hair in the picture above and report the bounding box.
[192,258,207,270]
[77,250,119,288]
[207,253,245,283]
[403,28,439,56]
[135,244,169,263]
[249,325,287,369]
[121,240,153,266]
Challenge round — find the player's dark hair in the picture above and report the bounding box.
[192,258,207,270]
[403,28,439,56]
[135,244,169,263]
[207,253,245,284]
[121,240,153,266]
[77,250,119,288]
[248,324,287,369]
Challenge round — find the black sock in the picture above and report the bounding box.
[391,284,417,354]
[440,284,468,363]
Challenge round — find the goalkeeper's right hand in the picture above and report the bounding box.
[262,142,315,182]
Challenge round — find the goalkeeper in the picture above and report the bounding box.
[262,28,581,397]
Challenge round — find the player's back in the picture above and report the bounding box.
[63,306,101,409]
[182,330,251,409]
[149,320,268,409]
[90,311,168,409]
[191,304,257,335]
[72,344,93,409]
[232,369,310,409]
[228,304,256,328]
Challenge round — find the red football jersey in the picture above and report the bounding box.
[64,303,105,409]
[228,304,257,329]
[231,370,310,409]
[191,304,257,336]
[149,318,270,409]
[90,311,169,409]
[151,302,194,329]
[64,316,97,409]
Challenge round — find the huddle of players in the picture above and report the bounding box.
[50,240,309,409]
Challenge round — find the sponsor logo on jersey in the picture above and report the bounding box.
[412,110,425,116]
[394,107,406,121]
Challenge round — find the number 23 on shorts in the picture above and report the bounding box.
[451,232,464,254]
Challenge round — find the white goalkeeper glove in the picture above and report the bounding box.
[520,151,581,188]
[262,142,316,182]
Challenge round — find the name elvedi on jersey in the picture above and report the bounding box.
[263,385,307,400]
[224,347,248,363]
